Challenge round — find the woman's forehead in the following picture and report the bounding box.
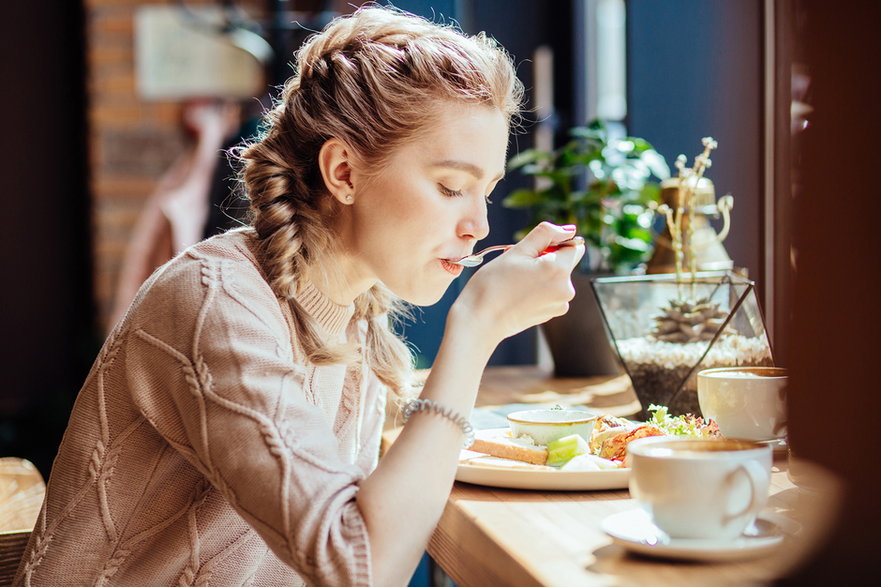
[404,103,508,177]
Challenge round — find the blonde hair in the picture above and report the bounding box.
[236,5,523,396]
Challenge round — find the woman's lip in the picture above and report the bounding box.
[440,259,464,276]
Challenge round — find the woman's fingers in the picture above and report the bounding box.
[512,222,577,257]
[458,222,586,344]
[538,239,586,272]
[506,222,585,272]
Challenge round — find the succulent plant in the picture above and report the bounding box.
[649,297,729,343]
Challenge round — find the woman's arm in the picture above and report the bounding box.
[127,249,376,586]
[357,222,584,586]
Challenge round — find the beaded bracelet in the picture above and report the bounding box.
[401,398,475,449]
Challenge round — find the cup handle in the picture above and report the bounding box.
[724,461,768,521]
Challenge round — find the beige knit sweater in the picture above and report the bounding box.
[15,228,387,586]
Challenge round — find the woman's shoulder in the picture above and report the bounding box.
[188,226,262,267]
[128,227,283,329]
[161,227,266,286]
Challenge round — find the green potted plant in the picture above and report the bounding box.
[503,119,670,375]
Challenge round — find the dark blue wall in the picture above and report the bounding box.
[627,0,764,280]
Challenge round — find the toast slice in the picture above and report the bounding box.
[468,428,548,465]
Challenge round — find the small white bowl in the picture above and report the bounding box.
[506,409,597,446]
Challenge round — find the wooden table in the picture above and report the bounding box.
[386,366,837,587]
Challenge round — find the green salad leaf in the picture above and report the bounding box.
[647,404,720,437]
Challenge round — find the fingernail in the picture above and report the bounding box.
[561,224,576,231]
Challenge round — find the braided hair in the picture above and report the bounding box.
[235,6,523,396]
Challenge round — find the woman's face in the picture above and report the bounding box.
[336,102,509,306]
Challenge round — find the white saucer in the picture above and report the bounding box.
[758,437,789,455]
[602,508,785,562]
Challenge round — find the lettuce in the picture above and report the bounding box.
[647,404,719,437]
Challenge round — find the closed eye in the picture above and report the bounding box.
[439,184,463,198]
[440,183,494,204]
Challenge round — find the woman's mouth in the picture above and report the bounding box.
[440,258,464,276]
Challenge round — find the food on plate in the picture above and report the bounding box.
[559,453,622,472]
[588,414,637,453]
[590,405,721,463]
[467,427,622,469]
[469,428,548,465]
[587,413,665,461]
[596,425,665,461]
[645,404,721,438]
[546,434,590,467]
[465,404,722,470]
[459,453,556,471]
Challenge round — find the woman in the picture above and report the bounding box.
[16,7,583,586]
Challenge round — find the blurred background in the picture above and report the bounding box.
[1,0,878,583]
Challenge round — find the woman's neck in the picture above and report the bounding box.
[304,250,377,306]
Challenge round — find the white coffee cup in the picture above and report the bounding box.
[628,436,772,540]
[697,366,788,441]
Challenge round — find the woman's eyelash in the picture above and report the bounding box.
[439,184,463,197]
[439,184,493,204]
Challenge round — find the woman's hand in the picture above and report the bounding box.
[452,222,585,348]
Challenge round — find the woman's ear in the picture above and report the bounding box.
[318,138,355,205]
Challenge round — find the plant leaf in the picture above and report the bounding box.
[638,182,661,204]
[627,138,653,154]
[502,188,546,208]
[641,150,671,179]
[507,149,548,170]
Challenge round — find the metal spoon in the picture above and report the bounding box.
[449,236,584,267]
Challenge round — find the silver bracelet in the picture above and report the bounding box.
[401,399,475,449]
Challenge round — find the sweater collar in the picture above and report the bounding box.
[234,228,355,338]
[296,279,355,338]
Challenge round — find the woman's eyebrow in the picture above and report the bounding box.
[432,160,505,182]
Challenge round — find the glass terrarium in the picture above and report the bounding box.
[591,271,774,419]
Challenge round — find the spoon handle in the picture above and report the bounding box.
[455,235,584,267]
[540,235,584,255]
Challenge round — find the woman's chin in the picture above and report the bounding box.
[394,283,452,307]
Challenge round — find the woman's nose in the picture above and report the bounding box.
[457,201,490,241]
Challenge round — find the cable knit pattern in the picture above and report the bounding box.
[14,228,384,586]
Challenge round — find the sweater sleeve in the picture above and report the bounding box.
[125,251,372,587]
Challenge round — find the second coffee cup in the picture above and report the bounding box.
[697,366,788,441]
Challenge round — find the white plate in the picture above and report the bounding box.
[455,454,630,491]
[602,508,785,561]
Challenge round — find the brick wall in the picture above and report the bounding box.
[85,0,265,332]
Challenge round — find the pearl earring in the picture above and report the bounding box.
[345,194,353,203]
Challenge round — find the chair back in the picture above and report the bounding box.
[0,531,31,586]
[0,458,46,586]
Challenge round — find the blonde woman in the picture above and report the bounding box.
[16,7,583,586]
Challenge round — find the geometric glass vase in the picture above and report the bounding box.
[591,271,774,419]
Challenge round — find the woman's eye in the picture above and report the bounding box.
[439,183,492,204]
[439,184,464,198]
